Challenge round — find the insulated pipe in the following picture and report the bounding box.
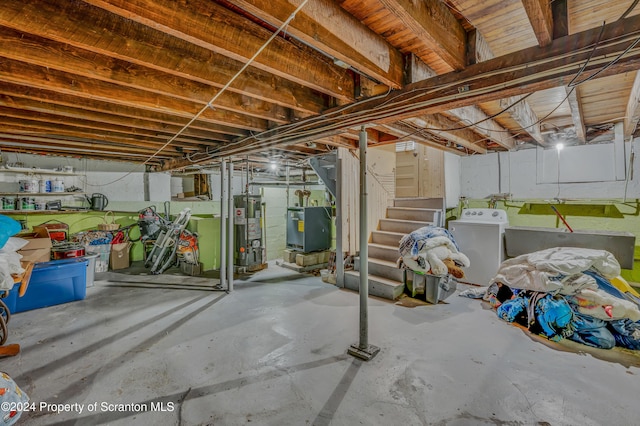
[219,160,227,289]
[358,126,369,349]
[335,157,344,288]
[227,161,234,292]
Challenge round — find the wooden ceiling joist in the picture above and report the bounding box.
[624,71,640,137]
[0,134,179,159]
[0,0,329,115]
[158,14,640,170]
[0,85,247,138]
[379,123,467,155]
[404,115,487,154]
[81,0,355,100]
[0,28,291,125]
[226,0,404,88]
[0,108,220,147]
[0,58,269,132]
[565,86,586,142]
[521,0,554,47]
[375,0,466,70]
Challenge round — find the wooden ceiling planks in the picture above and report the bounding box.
[0,0,638,166]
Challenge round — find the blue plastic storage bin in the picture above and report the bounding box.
[3,258,88,313]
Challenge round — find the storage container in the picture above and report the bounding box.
[3,258,88,313]
[406,272,457,304]
[84,244,111,273]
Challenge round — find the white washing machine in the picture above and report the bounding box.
[448,208,509,286]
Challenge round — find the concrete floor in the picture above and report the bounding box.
[3,262,640,425]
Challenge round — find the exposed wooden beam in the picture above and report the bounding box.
[565,86,586,142]
[474,29,546,145]
[0,107,219,147]
[552,0,569,39]
[0,0,328,114]
[405,54,515,150]
[521,0,554,47]
[0,142,161,163]
[625,71,640,137]
[444,108,516,150]
[0,84,247,138]
[158,15,640,170]
[0,27,291,124]
[227,0,403,88]
[82,0,355,100]
[0,133,179,158]
[405,115,487,154]
[499,95,546,146]
[0,121,190,154]
[0,59,269,131]
[378,123,465,155]
[375,0,467,71]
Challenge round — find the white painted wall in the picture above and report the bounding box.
[460,138,639,200]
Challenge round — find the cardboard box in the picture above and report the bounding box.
[17,236,52,263]
[110,242,131,270]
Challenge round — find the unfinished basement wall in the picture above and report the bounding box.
[338,145,395,255]
[459,138,639,200]
[458,137,640,282]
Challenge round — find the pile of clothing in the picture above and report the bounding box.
[397,225,470,278]
[477,247,640,350]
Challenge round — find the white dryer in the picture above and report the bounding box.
[448,208,509,286]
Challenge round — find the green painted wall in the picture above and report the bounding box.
[5,203,222,271]
[447,199,640,284]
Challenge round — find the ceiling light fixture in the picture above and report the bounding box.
[556,143,564,151]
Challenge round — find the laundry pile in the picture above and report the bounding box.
[397,225,470,278]
[466,247,640,350]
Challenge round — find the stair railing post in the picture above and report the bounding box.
[348,126,380,361]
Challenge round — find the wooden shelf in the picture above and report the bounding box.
[0,192,85,196]
[1,209,88,214]
[0,166,78,176]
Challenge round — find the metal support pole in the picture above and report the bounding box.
[227,161,234,292]
[219,160,227,289]
[348,126,380,361]
[335,157,344,288]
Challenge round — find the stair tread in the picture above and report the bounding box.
[372,230,406,236]
[368,242,399,250]
[344,271,403,286]
[361,257,399,267]
[388,206,440,211]
[380,218,433,225]
[394,197,443,200]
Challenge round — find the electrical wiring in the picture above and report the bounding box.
[619,0,640,20]
[178,25,640,166]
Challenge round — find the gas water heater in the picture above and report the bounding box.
[233,194,266,272]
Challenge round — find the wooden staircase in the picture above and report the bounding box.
[344,197,445,300]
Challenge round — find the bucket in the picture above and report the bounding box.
[1,196,16,210]
[83,254,100,287]
[52,178,65,193]
[19,179,39,193]
[19,197,36,211]
[39,179,52,193]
